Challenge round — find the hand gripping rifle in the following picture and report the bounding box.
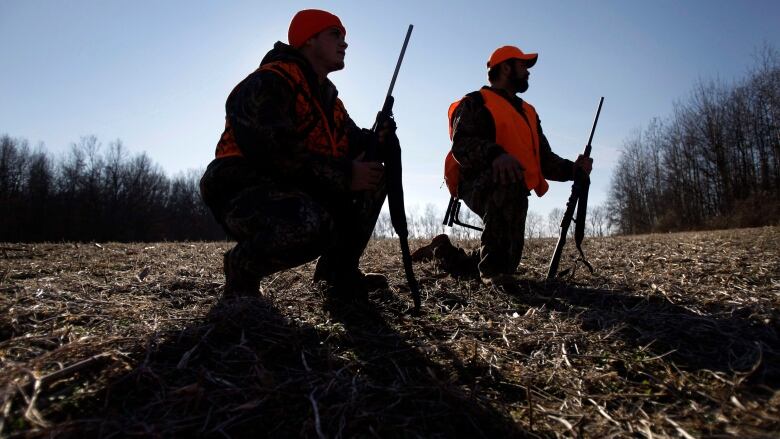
[367,25,421,311]
[546,97,604,281]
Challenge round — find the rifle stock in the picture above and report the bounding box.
[546,97,603,281]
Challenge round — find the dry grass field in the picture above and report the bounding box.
[1,227,778,438]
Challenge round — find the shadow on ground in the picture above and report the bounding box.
[42,291,532,438]
[516,280,779,387]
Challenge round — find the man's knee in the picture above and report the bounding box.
[229,196,334,277]
[488,182,528,209]
[226,190,334,249]
[286,201,335,255]
[460,170,527,211]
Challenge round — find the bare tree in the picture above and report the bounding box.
[525,210,543,238]
[0,133,225,242]
[417,203,440,239]
[607,46,780,233]
[547,208,563,238]
[372,210,394,239]
[0,136,31,240]
[587,204,608,237]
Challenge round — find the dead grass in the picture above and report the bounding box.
[1,227,778,437]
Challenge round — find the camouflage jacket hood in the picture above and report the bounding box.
[259,42,340,108]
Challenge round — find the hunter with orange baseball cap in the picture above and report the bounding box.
[486,45,538,69]
[201,9,396,300]
[416,45,593,288]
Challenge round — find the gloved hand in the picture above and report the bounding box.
[376,116,397,146]
[492,153,524,185]
[350,152,384,191]
[574,153,593,175]
[374,112,400,164]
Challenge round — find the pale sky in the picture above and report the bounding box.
[2,0,778,219]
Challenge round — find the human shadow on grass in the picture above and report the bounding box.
[509,280,780,388]
[321,292,532,438]
[53,287,532,438]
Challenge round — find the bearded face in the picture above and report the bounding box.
[507,60,530,93]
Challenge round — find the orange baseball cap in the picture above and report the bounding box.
[487,46,538,69]
[288,9,346,48]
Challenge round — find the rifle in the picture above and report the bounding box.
[546,97,604,281]
[368,24,421,311]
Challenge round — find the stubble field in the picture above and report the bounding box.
[1,227,778,438]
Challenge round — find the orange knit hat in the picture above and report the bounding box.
[487,46,538,69]
[288,9,346,48]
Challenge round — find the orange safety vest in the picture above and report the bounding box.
[215,61,350,159]
[444,89,549,197]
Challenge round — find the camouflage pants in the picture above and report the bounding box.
[459,170,529,277]
[201,158,386,279]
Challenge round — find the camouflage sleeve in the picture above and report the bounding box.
[227,70,296,166]
[227,70,351,194]
[537,117,575,182]
[344,116,375,160]
[450,97,506,172]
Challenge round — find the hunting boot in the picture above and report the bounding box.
[313,258,388,302]
[411,234,452,261]
[479,272,528,295]
[480,273,517,288]
[414,234,479,277]
[223,248,261,297]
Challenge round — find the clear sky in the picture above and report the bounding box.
[2,0,779,219]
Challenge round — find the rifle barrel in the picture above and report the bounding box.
[584,97,604,156]
[385,25,413,101]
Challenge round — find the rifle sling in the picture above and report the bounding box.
[574,177,594,273]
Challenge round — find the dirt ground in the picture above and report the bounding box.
[1,227,778,438]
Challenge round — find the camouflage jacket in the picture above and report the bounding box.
[451,86,574,186]
[214,42,375,200]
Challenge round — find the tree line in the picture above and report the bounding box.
[0,135,224,242]
[1,133,615,242]
[607,46,780,234]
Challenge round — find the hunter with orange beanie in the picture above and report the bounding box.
[415,45,593,287]
[201,9,396,299]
